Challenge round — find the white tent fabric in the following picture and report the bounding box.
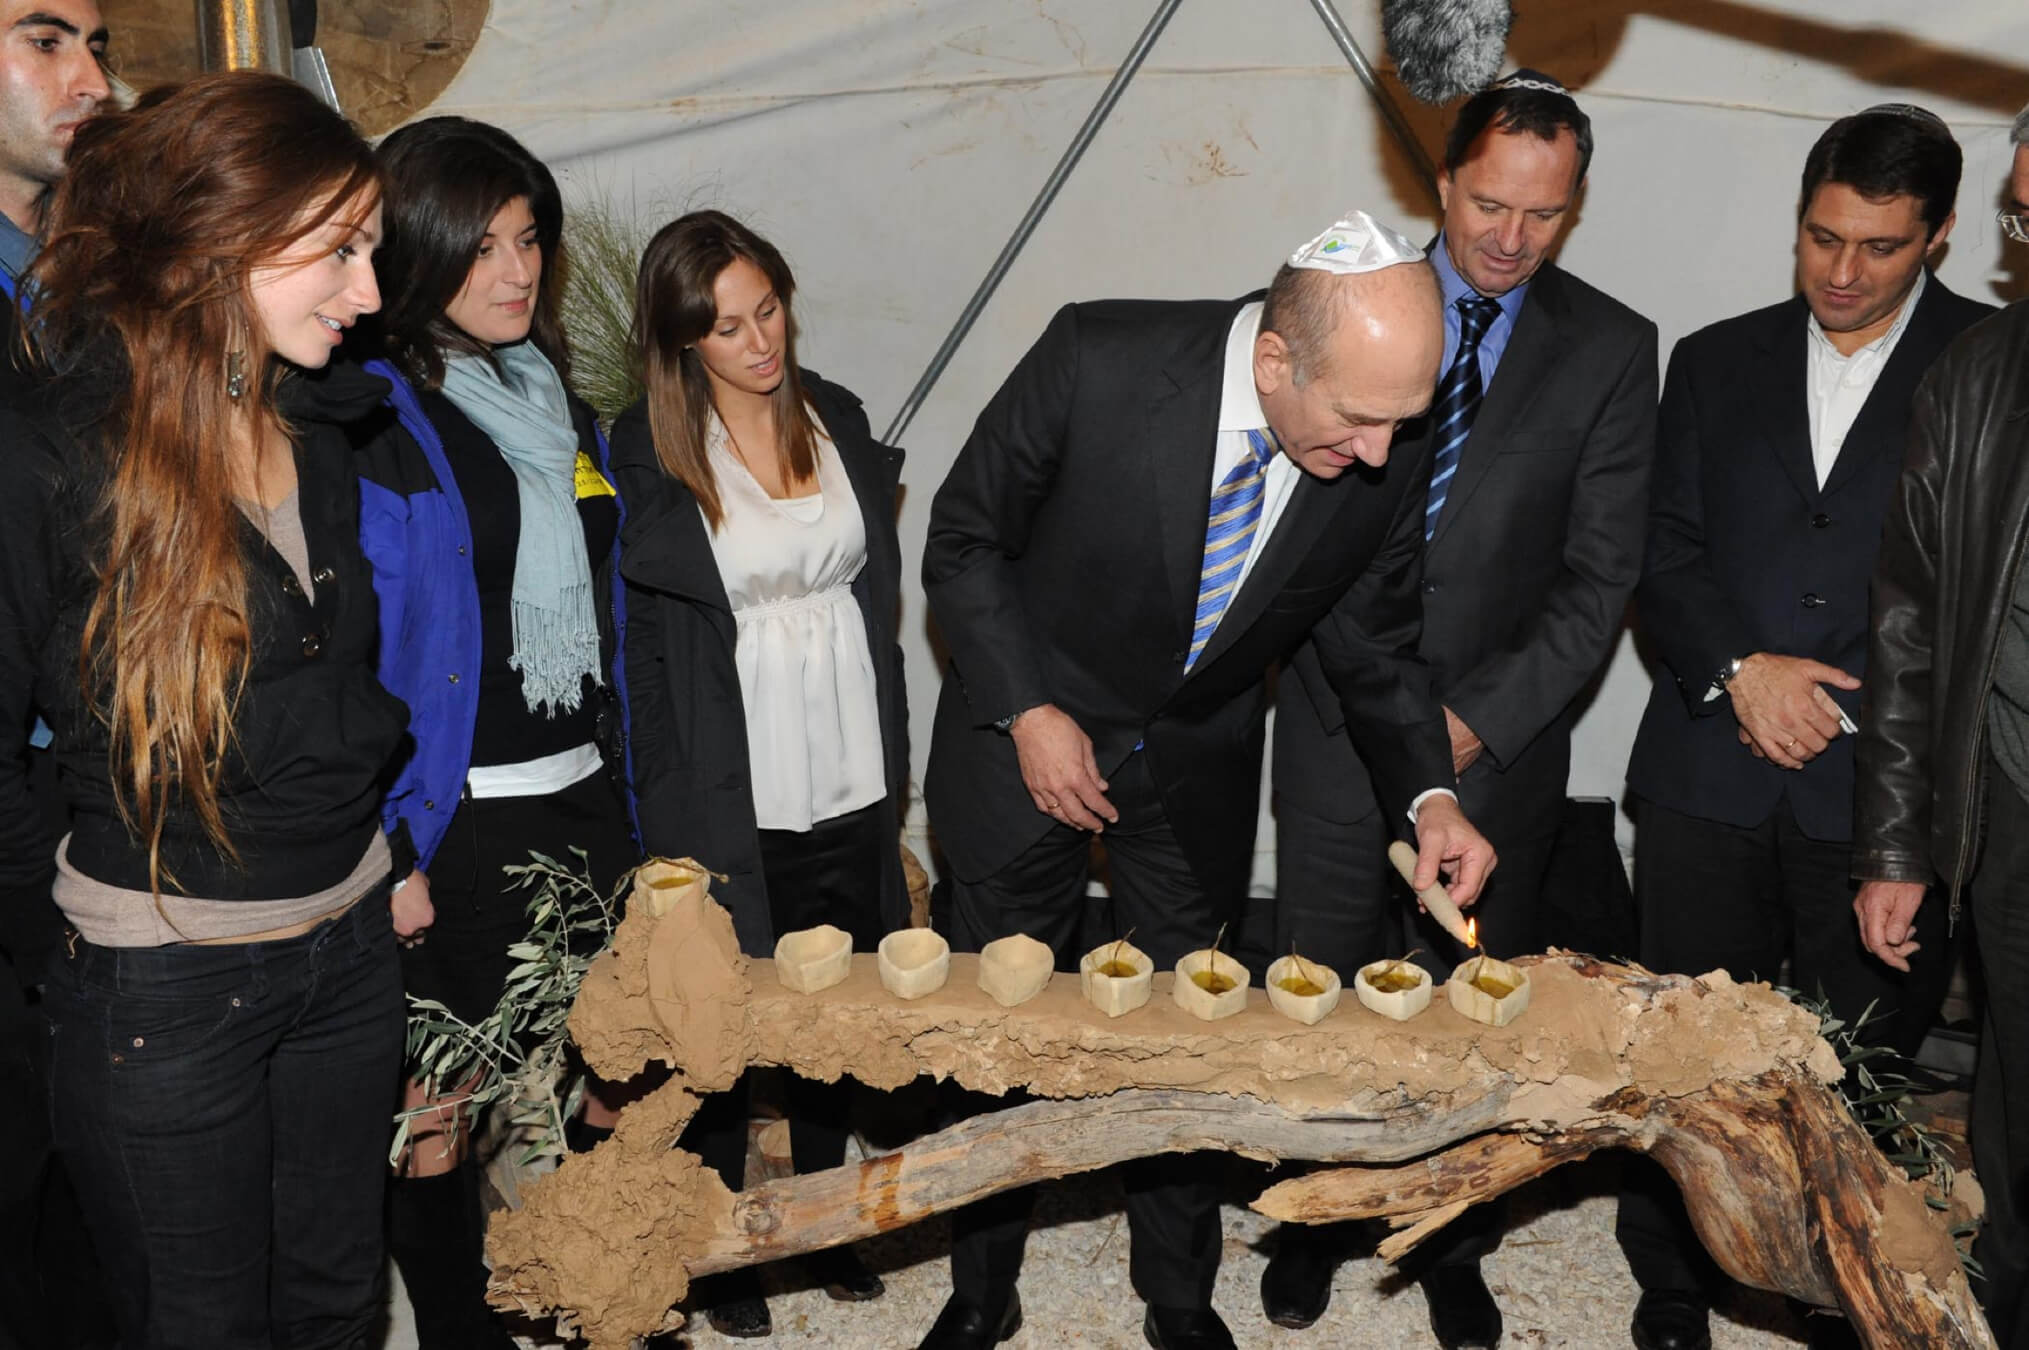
[428,0,2029,888]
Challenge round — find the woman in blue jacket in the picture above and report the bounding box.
[358,118,637,1349]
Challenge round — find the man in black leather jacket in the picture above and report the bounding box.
[1852,104,2029,1347]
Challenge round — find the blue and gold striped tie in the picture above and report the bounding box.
[1187,428,1278,669]
[1424,294,1503,541]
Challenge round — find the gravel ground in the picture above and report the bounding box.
[384,1154,1823,1349]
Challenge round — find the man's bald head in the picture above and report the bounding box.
[1254,260,1444,477]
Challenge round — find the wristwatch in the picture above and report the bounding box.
[1712,655,1747,695]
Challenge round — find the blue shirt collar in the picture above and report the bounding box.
[1430,231,1531,326]
[0,209,36,283]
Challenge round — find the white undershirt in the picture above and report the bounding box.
[1805,267,1924,488]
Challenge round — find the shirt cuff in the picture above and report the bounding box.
[1407,787,1457,825]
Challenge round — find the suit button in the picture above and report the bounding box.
[457,545,468,556]
[424,800,436,811]
[311,566,336,586]
[1801,592,1823,608]
[448,672,461,684]
[1421,580,1439,594]
[1172,649,1186,664]
[1812,513,1831,529]
[301,634,321,658]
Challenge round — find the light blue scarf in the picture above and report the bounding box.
[439,343,601,715]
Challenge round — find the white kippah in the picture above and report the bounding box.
[1287,209,1425,275]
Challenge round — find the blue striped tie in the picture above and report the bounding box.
[1424,295,1503,541]
[1187,428,1278,669]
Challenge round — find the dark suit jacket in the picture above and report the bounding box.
[922,297,1454,904]
[1276,262,1659,845]
[610,372,911,957]
[1626,275,1994,842]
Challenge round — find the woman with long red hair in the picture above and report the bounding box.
[0,74,412,1347]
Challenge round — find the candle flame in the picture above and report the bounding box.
[1466,916,1479,949]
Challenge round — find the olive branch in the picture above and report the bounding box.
[1788,988,1980,1277]
[390,851,626,1169]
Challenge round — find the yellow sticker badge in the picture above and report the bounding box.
[574,450,616,500]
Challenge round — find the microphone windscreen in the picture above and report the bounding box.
[1381,0,1514,104]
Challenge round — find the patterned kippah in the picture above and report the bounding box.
[1859,101,1949,130]
[1489,67,1570,96]
[1288,209,1425,275]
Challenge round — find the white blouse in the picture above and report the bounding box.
[704,417,886,831]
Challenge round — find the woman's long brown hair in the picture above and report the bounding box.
[631,210,818,531]
[25,73,382,892]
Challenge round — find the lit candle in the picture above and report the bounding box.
[1386,841,1478,949]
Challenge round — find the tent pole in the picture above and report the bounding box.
[1306,0,1442,210]
[196,0,289,73]
[881,0,1186,445]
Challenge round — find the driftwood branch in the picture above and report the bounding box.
[485,864,1991,1350]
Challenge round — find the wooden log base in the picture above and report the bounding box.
[484,874,1991,1350]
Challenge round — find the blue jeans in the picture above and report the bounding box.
[43,890,404,1350]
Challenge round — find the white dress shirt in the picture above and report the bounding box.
[1805,267,1924,488]
[1214,303,1454,821]
[1210,301,1303,612]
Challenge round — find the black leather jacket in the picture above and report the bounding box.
[1854,301,2029,919]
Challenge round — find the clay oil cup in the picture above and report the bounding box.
[633,858,708,916]
[774,923,853,994]
[978,933,1054,1008]
[1079,938,1153,1018]
[1265,953,1341,1025]
[1354,958,1433,1021]
[1447,954,1531,1027]
[1172,948,1250,1021]
[877,928,951,1000]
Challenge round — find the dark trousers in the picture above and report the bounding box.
[1616,795,1952,1293]
[0,957,112,1350]
[0,742,112,1350]
[402,770,638,1027]
[43,891,404,1350]
[1970,769,2029,1348]
[945,753,1231,1312]
[390,770,638,1349]
[1274,797,1556,1268]
[686,800,891,1197]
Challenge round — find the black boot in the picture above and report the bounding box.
[387,1164,516,1350]
[807,1243,885,1301]
[1261,1222,1341,1329]
[700,1268,773,1338]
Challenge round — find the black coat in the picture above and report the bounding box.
[0,359,410,904]
[922,297,1453,905]
[1275,261,1658,845]
[609,373,909,957]
[1627,275,1994,841]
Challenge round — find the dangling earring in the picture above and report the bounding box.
[226,351,246,401]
